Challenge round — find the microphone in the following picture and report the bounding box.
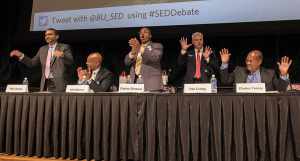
[236,66,252,83]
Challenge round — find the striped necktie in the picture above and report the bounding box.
[135,45,146,75]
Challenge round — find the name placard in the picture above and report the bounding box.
[6,85,28,92]
[236,83,266,93]
[66,85,91,93]
[119,84,144,93]
[184,84,212,93]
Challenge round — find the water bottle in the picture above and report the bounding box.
[23,77,28,86]
[126,75,132,84]
[210,75,217,93]
[82,75,87,85]
[136,75,143,84]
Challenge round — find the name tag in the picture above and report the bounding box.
[184,84,212,93]
[66,85,91,93]
[236,83,266,93]
[119,84,144,93]
[6,85,28,92]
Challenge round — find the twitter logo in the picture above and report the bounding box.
[39,16,48,26]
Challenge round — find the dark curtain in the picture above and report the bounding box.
[1,1,300,89]
[0,0,21,86]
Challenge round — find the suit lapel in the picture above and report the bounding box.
[244,68,249,83]
[51,43,59,66]
[200,49,206,69]
[43,45,49,66]
[188,50,196,68]
[260,67,266,83]
[95,68,102,81]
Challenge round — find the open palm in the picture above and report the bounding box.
[277,56,292,75]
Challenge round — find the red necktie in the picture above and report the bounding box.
[45,46,52,78]
[195,50,201,78]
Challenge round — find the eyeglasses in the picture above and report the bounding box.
[245,59,256,63]
[138,30,150,34]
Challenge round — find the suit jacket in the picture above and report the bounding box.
[89,67,113,92]
[177,49,220,86]
[20,43,73,92]
[124,41,163,92]
[220,66,289,92]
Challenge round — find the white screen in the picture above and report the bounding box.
[31,0,300,31]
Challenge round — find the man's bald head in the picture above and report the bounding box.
[246,50,263,72]
[89,53,102,63]
[248,50,263,61]
[86,52,103,70]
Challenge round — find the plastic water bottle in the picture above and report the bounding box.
[23,77,28,86]
[210,75,217,93]
[136,75,143,84]
[126,75,132,84]
[82,75,87,85]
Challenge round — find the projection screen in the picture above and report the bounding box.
[30,0,300,31]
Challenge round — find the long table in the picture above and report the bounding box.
[0,92,300,161]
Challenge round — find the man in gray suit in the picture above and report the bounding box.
[219,49,292,91]
[77,52,113,92]
[124,27,163,92]
[10,28,73,92]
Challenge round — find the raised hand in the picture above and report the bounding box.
[10,50,22,57]
[85,68,92,80]
[203,46,213,59]
[179,37,192,51]
[77,67,84,81]
[130,46,137,55]
[128,37,141,51]
[277,56,292,76]
[219,48,231,64]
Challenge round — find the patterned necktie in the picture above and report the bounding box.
[135,45,146,76]
[91,71,95,80]
[195,50,201,78]
[45,46,52,78]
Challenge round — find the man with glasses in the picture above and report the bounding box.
[124,27,163,92]
[219,49,292,91]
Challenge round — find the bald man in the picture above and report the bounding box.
[77,53,113,92]
[219,49,292,92]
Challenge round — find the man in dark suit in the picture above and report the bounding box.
[125,27,163,92]
[77,53,113,92]
[219,49,292,91]
[177,32,219,86]
[10,28,73,92]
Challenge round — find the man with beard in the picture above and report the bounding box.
[219,49,292,91]
[124,27,163,92]
[10,28,73,92]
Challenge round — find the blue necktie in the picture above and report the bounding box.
[252,73,257,83]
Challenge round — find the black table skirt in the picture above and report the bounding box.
[0,92,300,161]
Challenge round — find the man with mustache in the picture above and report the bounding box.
[124,27,163,92]
[10,28,73,92]
[219,49,292,91]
